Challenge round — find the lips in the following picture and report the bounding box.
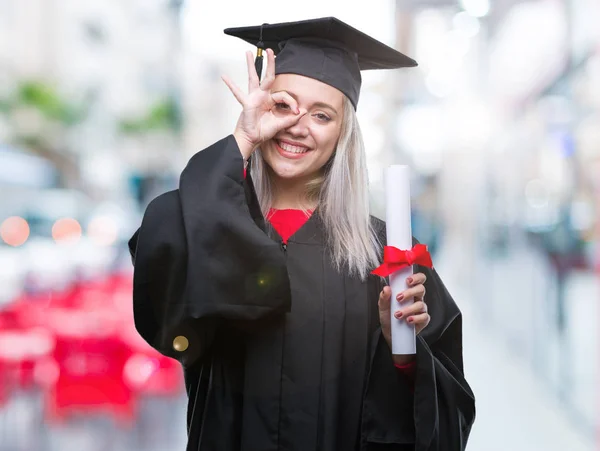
[274,139,312,159]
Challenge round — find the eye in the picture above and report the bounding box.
[314,113,331,122]
[274,102,290,110]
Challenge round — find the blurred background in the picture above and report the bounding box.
[0,0,598,449]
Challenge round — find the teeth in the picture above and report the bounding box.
[279,141,308,154]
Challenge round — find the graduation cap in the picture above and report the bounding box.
[224,17,417,109]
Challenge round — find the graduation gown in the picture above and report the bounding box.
[128,135,475,451]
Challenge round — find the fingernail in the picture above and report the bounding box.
[395,311,403,319]
[397,293,404,302]
[407,317,413,323]
[407,277,413,284]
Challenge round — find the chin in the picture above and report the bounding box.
[267,161,310,180]
[262,141,313,180]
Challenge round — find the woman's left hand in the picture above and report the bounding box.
[378,272,430,351]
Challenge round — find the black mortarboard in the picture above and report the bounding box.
[224,17,417,109]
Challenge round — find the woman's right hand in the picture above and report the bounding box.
[222,48,307,160]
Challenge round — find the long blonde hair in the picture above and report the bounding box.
[250,96,381,280]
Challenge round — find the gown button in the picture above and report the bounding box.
[172,335,189,352]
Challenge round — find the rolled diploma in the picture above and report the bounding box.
[385,165,416,355]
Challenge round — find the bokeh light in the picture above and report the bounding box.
[52,218,82,244]
[87,216,119,246]
[0,216,30,247]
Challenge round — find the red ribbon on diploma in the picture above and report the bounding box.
[371,244,433,277]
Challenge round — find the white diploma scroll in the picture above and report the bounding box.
[384,165,416,355]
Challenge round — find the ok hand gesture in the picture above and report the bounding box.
[222,48,307,160]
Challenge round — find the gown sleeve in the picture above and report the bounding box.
[361,226,476,451]
[128,135,291,368]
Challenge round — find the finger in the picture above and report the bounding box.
[271,91,299,114]
[396,284,426,303]
[222,75,246,106]
[246,51,260,91]
[261,49,276,89]
[406,272,427,287]
[378,286,391,309]
[394,300,427,319]
[408,312,431,330]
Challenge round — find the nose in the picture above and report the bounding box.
[285,113,310,138]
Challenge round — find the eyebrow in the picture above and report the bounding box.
[274,90,339,115]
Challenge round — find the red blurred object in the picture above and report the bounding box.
[142,356,182,396]
[46,334,135,426]
[0,327,55,390]
[0,269,183,425]
[0,361,9,407]
[120,315,184,397]
[123,351,183,397]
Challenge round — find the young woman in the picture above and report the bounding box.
[129,17,475,451]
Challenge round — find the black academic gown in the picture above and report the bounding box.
[128,135,475,451]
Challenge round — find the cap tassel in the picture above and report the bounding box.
[254,23,267,81]
[254,47,264,81]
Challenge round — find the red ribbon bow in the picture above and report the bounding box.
[371,244,433,277]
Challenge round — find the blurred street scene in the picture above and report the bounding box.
[0,0,598,450]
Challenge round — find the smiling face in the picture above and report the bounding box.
[261,74,345,184]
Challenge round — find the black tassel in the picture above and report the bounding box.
[254,46,264,81]
[254,23,267,82]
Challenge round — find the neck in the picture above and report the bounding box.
[270,173,318,210]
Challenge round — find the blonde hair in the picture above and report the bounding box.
[250,96,381,280]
